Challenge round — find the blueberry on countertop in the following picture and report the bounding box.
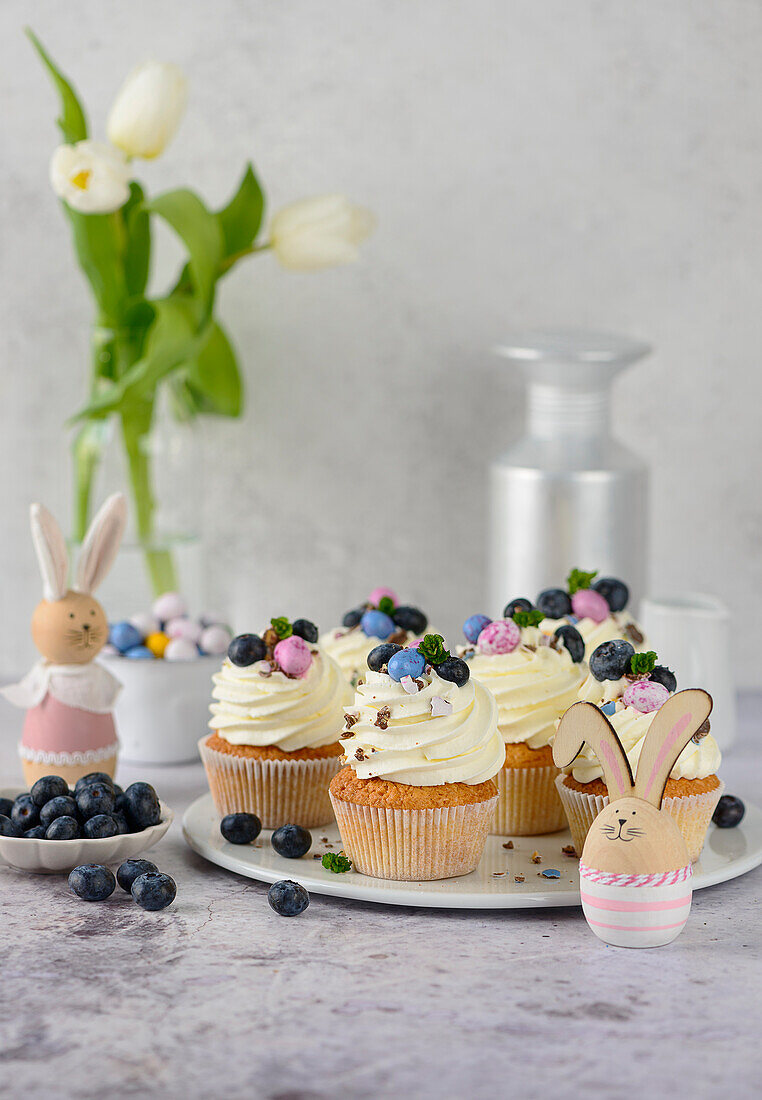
[31,775,70,807]
[503,598,533,619]
[74,772,114,796]
[436,656,470,686]
[76,783,116,820]
[40,795,79,828]
[117,858,158,893]
[228,633,266,667]
[392,606,428,635]
[649,665,677,693]
[712,795,745,829]
[387,648,426,683]
[268,879,310,917]
[291,618,319,643]
[24,825,47,839]
[536,588,572,620]
[69,864,116,901]
[342,607,364,629]
[11,794,40,831]
[271,824,312,859]
[360,609,396,640]
[589,640,635,682]
[46,816,80,840]
[0,815,20,837]
[122,782,161,830]
[367,642,403,672]
[83,814,119,839]
[463,614,492,645]
[592,576,629,612]
[131,871,177,911]
[554,624,585,664]
[0,797,14,819]
[220,812,262,845]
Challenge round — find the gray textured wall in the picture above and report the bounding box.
[0,1,760,683]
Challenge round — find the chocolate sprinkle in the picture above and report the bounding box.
[355,748,367,762]
[374,707,391,730]
[624,623,644,645]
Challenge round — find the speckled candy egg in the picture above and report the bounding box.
[129,612,160,639]
[622,679,670,714]
[109,621,143,653]
[274,636,313,677]
[200,625,232,656]
[477,619,520,655]
[163,637,198,662]
[152,592,187,623]
[571,588,610,623]
[124,645,154,660]
[145,631,170,658]
[166,617,202,644]
[368,586,398,607]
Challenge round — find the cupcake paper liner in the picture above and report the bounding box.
[329,791,497,881]
[555,773,724,863]
[199,736,340,828]
[492,762,567,836]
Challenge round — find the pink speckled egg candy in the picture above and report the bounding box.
[571,588,610,623]
[166,617,202,644]
[152,592,187,622]
[622,679,670,713]
[477,619,520,655]
[200,624,232,656]
[164,637,198,662]
[274,636,313,677]
[369,586,398,607]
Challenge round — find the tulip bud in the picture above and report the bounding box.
[107,62,187,159]
[49,140,130,214]
[270,194,375,271]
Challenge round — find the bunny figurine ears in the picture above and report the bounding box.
[553,689,713,810]
[30,493,127,601]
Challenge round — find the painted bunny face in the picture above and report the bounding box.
[31,590,108,665]
[596,796,651,844]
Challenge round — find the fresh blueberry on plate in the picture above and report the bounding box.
[68,864,116,901]
[122,782,161,830]
[0,815,21,837]
[40,795,79,828]
[0,797,14,818]
[112,811,131,835]
[46,816,80,840]
[31,775,70,807]
[83,814,119,839]
[268,880,309,917]
[536,588,572,619]
[291,619,319,643]
[24,825,47,839]
[589,640,635,682]
[11,794,40,831]
[74,772,114,796]
[271,824,312,859]
[220,813,262,845]
[131,871,177,911]
[367,642,403,672]
[76,783,116,820]
[712,795,745,829]
[117,858,158,893]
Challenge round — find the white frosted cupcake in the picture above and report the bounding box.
[320,586,429,686]
[534,569,648,661]
[200,616,352,827]
[329,634,503,880]
[459,609,586,835]
[555,640,723,861]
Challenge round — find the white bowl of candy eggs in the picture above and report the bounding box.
[102,592,231,765]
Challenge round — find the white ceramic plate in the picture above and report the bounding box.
[0,788,174,874]
[183,792,762,908]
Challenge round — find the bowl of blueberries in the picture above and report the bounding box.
[0,772,173,874]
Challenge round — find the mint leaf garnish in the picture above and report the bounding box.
[513,609,544,629]
[270,616,293,640]
[418,633,449,666]
[377,595,395,615]
[630,650,658,675]
[567,568,598,595]
[322,852,352,873]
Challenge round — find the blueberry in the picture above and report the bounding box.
[649,665,677,693]
[31,775,70,807]
[68,864,116,901]
[360,609,396,640]
[268,879,309,917]
[11,794,40,831]
[712,795,745,829]
[342,607,364,629]
[367,642,403,672]
[228,633,267,666]
[83,814,119,839]
[24,825,47,839]
[436,656,470,686]
[392,606,428,635]
[109,621,143,653]
[74,772,114,796]
[111,783,124,799]
[46,816,80,840]
[40,795,79,828]
[592,577,629,613]
[503,598,533,619]
[536,588,572,619]
[271,824,312,859]
[387,648,426,682]
[76,783,116,821]
[463,614,492,644]
[220,812,262,845]
[554,624,585,664]
[112,812,131,835]
[0,797,14,818]
[117,858,158,893]
[131,871,177,911]
[0,815,20,837]
[291,619,319,644]
[122,782,161,830]
[589,640,635,682]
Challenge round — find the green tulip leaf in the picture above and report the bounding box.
[217,163,265,259]
[123,182,151,298]
[145,190,223,320]
[27,29,88,144]
[64,206,127,323]
[185,322,243,417]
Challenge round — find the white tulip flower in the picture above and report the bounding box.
[107,62,187,159]
[49,140,131,214]
[270,195,376,271]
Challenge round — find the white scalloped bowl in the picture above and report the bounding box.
[0,788,173,874]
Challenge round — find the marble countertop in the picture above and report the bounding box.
[2,696,760,1099]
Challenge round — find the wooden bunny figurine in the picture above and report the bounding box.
[1,493,127,786]
[553,689,713,948]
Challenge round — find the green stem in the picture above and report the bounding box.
[121,409,178,597]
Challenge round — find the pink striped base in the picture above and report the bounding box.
[580,863,692,949]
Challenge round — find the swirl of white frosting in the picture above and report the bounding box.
[540,612,648,661]
[462,627,585,749]
[561,672,722,783]
[209,649,351,752]
[340,668,503,786]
